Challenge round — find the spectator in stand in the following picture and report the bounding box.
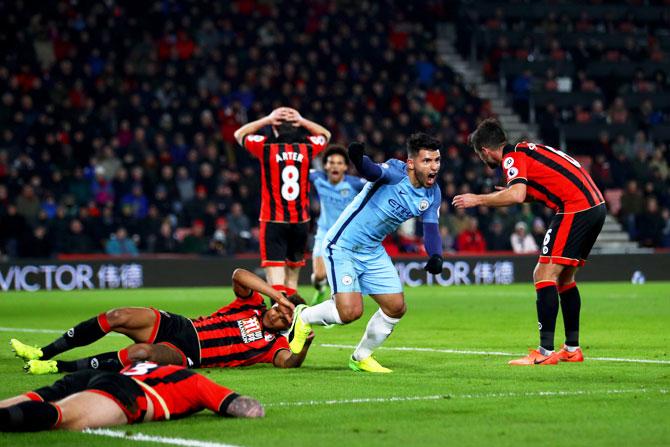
[456,216,486,252]
[661,208,670,248]
[512,69,533,121]
[20,226,52,258]
[620,180,645,234]
[210,217,228,255]
[510,222,539,254]
[15,185,41,228]
[227,202,252,254]
[181,219,208,255]
[636,197,665,247]
[61,219,95,254]
[154,220,179,253]
[120,184,149,219]
[439,226,455,253]
[486,219,512,251]
[608,97,630,124]
[0,205,28,257]
[105,227,139,257]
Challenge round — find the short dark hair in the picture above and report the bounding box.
[470,118,507,154]
[273,120,303,143]
[407,133,441,158]
[322,145,349,165]
[286,293,306,306]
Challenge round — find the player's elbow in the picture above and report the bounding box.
[322,130,332,142]
[512,191,525,203]
[509,185,527,203]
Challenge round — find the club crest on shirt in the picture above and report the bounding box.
[419,199,430,211]
[340,189,350,197]
[238,317,263,343]
[503,157,514,169]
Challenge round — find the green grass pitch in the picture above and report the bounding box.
[1,282,669,447]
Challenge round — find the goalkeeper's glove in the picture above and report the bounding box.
[348,142,365,166]
[424,254,443,274]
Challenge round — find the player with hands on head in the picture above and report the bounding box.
[234,107,331,299]
[12,269,314,374]
[452,118,606,366]
[288,134,443,373]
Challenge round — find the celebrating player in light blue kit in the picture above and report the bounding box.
[309,146,366,305]
[288,133,444,373]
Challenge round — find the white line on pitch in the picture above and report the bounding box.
[320,343,670,365]
[0,326,124,336]
[83,428,243,447]
[1,327,668,365]
[266,388,668,408]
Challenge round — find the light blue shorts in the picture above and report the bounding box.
[323,242,402,295]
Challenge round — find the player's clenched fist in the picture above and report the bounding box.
[423,254,443,274]
[452,193,480,209]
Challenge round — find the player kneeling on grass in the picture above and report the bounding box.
[11,269,314,374]
[453,119,606,366]
[0,361,263,432]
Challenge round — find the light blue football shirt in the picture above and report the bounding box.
[310,171,366,235]
[325,159,441,252]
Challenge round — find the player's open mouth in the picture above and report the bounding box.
[427,173,436,182]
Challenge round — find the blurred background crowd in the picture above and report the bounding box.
[0,0,668,259]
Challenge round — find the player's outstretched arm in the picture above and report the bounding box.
[348,142,383,182]
[273,332,314,368]
[452,183,527,209]
[194,374,264,418]
[232,269,295,314]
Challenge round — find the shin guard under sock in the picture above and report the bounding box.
[56,350,126,373]
[535,281,559,352]
[559,282,581,347]
[41,313,110,359]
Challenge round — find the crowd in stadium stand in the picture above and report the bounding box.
[0,0,668,260]
[456,0,670,248]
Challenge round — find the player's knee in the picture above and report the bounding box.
[533,264,559,283]
[338,304,363,323]
[383,301,406,319]
[105,308,133,328]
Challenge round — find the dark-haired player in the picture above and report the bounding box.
[0,361,263,432]
[234,107,330,297]
[453,118,605,366]
[289,133,444,373]
[12,269,313,374]
[309,145,366,304]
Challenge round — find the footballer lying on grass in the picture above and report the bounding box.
[11,269,314,374]
[0,362,263,432]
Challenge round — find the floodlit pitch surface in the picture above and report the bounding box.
[1,282,668,447]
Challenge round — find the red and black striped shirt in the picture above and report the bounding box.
[120,362,235,421]
[243,134,327,223]
[190,292,289,368]
[502,142,605,213]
